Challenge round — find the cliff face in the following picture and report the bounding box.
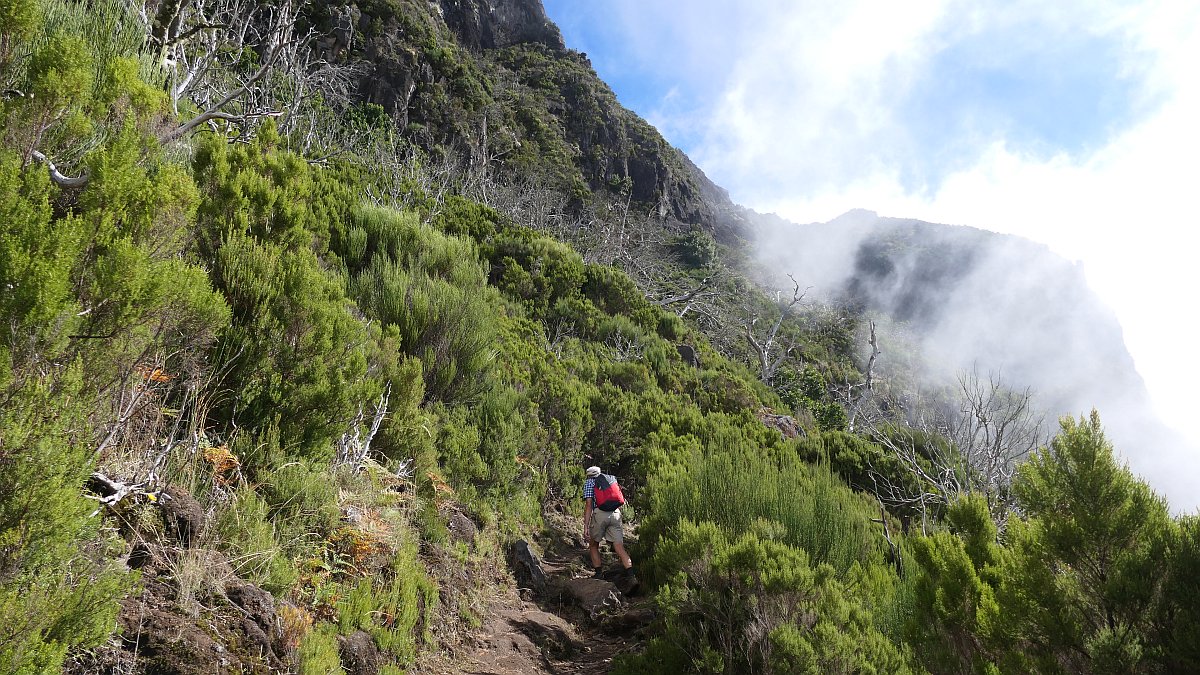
[319,0,740,239]
[437,0,565,52]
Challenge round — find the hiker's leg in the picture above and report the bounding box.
[612,540,632,569]
[588,538,602,568]
[588,512,604,568]
[608,512,632,569]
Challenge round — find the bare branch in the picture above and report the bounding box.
[28,150,89,188]
[860,367,1044,526]
[335,384,390,470]
[742,274,810,382]
[846,320,880,432]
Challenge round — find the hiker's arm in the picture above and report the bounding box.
[583,498,593,541]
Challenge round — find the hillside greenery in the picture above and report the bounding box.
[1,0,1197,673]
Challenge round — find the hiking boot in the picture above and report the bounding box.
[624,566,640,593]
[592,566,604,579]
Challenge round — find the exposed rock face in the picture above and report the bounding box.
[439,0,565,52]
[338,630,382,675]
[334,0,746,242]
[508,539,549,593]
[758,409,805,440]
[159,485,206,547]
[114,596,235,675]
[559,577,624,619]
[67,547,283,674]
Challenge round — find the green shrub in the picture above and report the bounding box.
[0,152,83,363]
[655,311,685,341]
[336,578,376,634]
[369,544,438,661]
[332,544,436,663]
[214,486,297,594]
[350,232,498,403]
[622,520,914,674]
[413,498,449,546]
[430,195,505,240]
[0,370,132,673]
[298,623,344,675]
[486,233,585,319]
[211,233,375,454]
[264,462,342,559]
[643,444,880,578]
[693,369,760,414]
[670,230,718,269]
[433,404,484,485]
[582,264,650,321]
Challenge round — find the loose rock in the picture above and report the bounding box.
[159,485,206,547]
[561,578,624,619]
[508,539,549,594]
[338,630,382,675]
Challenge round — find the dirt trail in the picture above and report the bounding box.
[420,514,652,675]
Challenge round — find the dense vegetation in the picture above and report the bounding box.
[1,0,1197,673]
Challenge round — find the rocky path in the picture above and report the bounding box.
[425,518,652,675]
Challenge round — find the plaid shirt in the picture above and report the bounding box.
[582,477,596,503]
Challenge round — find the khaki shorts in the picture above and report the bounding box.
[590,508,623,543]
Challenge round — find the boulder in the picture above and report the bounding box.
[601,606,656,634]
[338,630,381,675]
[510,608,578,659]
[117,597,231,674]
[447,509,479,545]
[757,409,806,440]
[561,577,624,619]
[159,485,206,547]
[508,539,548,594]
[225,581,276,637]
[676,344,701,368]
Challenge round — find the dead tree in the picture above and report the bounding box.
[654,276,717,318]
[943,368,1043,516]
[863,368,1045,529]
[744,274,809,383]
[846,320,880,431]
[29,0,357,187]
[335,384,390,471]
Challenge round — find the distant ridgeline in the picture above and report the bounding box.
[2,0,1198,673]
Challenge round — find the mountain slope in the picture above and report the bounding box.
[3,0,1198,673]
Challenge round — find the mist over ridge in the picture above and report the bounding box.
[748,207,1198,511]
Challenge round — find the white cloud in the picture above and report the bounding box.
[633,0,1200,505]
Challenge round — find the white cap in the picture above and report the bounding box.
[586,466,601,477]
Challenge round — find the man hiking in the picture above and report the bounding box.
[583,465,636,584]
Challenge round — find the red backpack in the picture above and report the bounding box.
[593,474,625,512]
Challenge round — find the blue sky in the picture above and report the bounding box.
[543,0,1200,507]
[544,0,1153,194]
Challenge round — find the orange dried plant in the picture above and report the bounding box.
[135,364,174,383]
[277,602,313,652]
[202,445,240,483]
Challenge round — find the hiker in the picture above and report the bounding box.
[582,465,636,582]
